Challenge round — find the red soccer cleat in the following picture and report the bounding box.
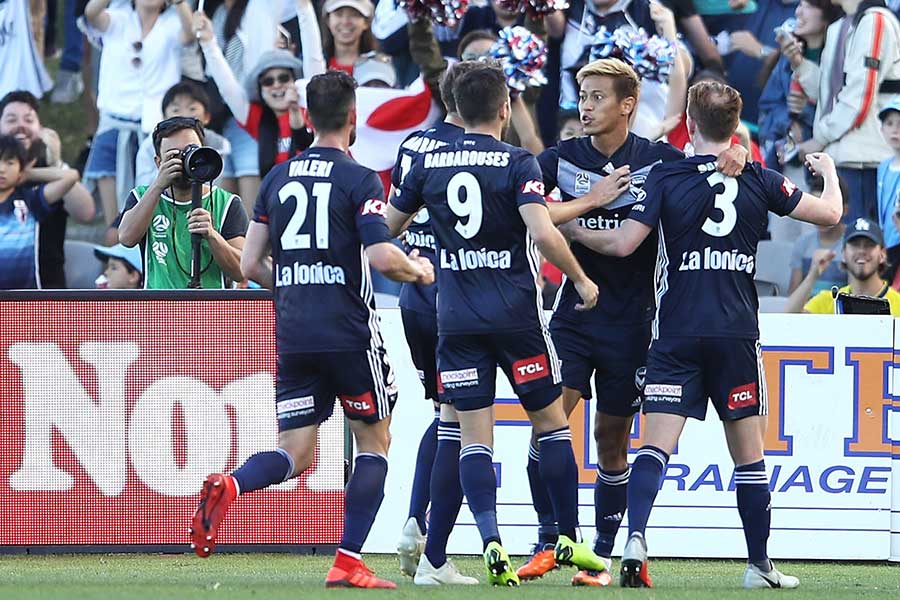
[325,550,397,589]
[516,547,558,581]
[189,473,238,558]
[572,569,613,587]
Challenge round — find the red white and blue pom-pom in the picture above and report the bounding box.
[397,0,469,27]
[489,26,548,91]
[494,0,569,19]
[589,27,677,83]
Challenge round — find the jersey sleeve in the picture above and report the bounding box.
[22,185,52,222]
[761,167,803,216]
[220,195,249,240]
[514,154,548,207]
[627,166,663,228]
[391,132,418,188]
[803,290,835,314]
[354,171,392,247]
[391,155,425,215]
[253,174,272,223]
[536,146,560,191]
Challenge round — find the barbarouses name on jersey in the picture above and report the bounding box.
[424,150,510,169]
[440,248,512,271]
[678,247,756,274]
[288,159,334,178]
[276,261,346,286]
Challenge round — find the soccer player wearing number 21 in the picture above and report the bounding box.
[190,71,434,589]
[563,81,842,589]
[386,63,605,586]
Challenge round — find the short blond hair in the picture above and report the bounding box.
[576,58,640,103]
[687,81,742,143]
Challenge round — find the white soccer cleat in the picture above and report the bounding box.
[414,554,479,585]
[743,561,800,589]
[397,517,426,577]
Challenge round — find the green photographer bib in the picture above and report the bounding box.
[136,185,238,289]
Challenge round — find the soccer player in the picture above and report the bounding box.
[562,81,842,588]
[392,60,481,586]
[386,63,604,586]
[520,58,747,586]
[190,71,434,589]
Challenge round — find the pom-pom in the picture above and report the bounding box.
[588,27,676,83]
[489,26,548,92]
[397,0,469,27]
[494,0,569,19]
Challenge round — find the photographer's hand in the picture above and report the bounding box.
[155,149,183,189]
[188,208,214,238]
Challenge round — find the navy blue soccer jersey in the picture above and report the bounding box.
[254,146,392,354]
[390,121,463,315]
[393,133,547,335]
[629,155,803,339]
[538,134,683,325]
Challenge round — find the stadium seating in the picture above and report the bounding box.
[63,240,103,289]
[754,240,793,296]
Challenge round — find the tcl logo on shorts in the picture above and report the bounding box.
[512,354,550,384]
[727,383,758,410]
[361,199,387,217]
[340,391,376,417]
[521,180,545,196]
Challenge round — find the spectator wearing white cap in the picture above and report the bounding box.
[353,51,397,88]
[322,0,378,76]
[94,243,143,289]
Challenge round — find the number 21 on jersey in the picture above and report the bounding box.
[278,181,332,250]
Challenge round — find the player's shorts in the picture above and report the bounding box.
[642,336,767,421]
[437,327,562,412]
[401,308,439,402]
[550,319,650,417]
[275,348,397,431]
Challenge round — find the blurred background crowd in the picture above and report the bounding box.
[1,0,899,314]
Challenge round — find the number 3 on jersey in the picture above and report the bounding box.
[278,181,332,250]
[702,171,738,237]
[447,172,483,239]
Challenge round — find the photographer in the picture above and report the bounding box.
[119,117,248,289]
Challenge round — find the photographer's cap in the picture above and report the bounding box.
[94,244,143,274]
[878,95,900,121]
[844,217,885,247]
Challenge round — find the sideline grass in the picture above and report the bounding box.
[0,554,897,600]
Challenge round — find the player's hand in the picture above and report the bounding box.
[810,248,836,277]
[573,277,599,311]
[715,144,748,177]
[409,249,435,285]
[154,149,183,189]
[193,11,214,43]
[556,219,582,242]
[649,1,677,40]
[588,165,630,207]
[188,207,214,238]
[797,139,824,163]
[804,151,834,178]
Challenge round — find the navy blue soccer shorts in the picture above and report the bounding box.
[437,327,562,412]
[642,336,767,421]
[275,347,398,431]
[550,319,650,417]
[400,308,439,402]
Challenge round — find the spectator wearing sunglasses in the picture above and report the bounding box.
[82,0,194,227]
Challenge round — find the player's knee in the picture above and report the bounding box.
[278,444,315,476]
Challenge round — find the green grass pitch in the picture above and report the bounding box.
[0,554,898,599]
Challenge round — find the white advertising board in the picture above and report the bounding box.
[366,312,897,560]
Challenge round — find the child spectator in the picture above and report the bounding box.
[94,243,143,289]
[877,97,900,285]
[0,135,80,289]
[135,82,231,188]
[82,0,193,225]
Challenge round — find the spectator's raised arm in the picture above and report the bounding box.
[297,0,327,77]
[407,17,447,105]
[84,0,112,31]
[173,0,195,45]
[194,11,251,125]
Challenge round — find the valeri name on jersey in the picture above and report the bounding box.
[678,246,756,274]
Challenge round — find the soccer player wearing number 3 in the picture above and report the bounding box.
[563,81,842,589]
[190,71,435,589]
[386,63,604,586]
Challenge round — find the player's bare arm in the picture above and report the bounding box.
[366,243,434,285]
[788,152,843,226]
[240,221,273,289]
[384,198,417,238]
[547,165,631,224]
[561,218,652,258]
[520,203,598,310]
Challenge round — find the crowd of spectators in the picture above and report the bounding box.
[1,0,900,312]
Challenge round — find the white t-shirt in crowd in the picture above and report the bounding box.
[97,7,183,132]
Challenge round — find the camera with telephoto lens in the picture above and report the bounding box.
[179,144,223,183]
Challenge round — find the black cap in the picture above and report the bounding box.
[844,217,885,246]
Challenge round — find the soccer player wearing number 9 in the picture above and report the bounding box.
[189,72,434,589]
[388,64,605,586]
[565,82,843,589]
